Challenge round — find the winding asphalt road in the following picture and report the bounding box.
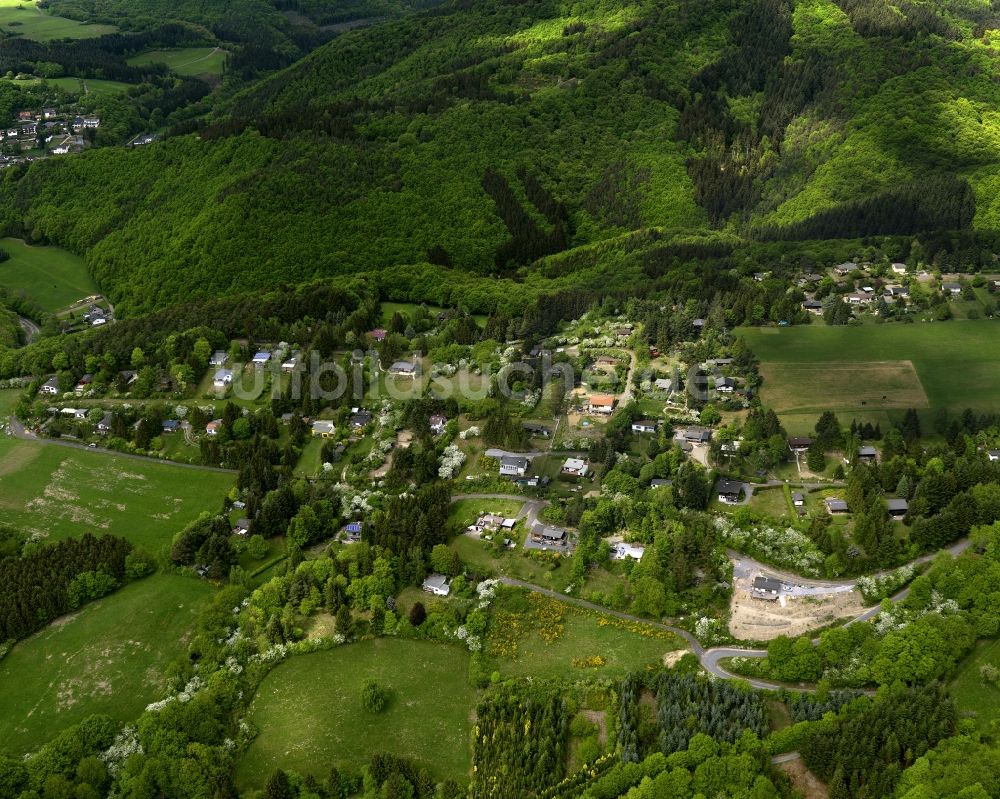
[6,415,237,474]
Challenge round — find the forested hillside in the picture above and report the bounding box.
[5,0,1000,315]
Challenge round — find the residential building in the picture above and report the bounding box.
[752,575,782,600]
[788,437,813,453]
[588,394,616,414]
[825,498,849,514]
[162,420,179,434]
[233,518,251,536]
[40,377,60,395]
[206,419,222,436]
[213,369,233,388]
[252,351,272,368]
[857,445,878,461]
[942,282,962,295]
[369,328,387,341]
[522,422,551,437]
[716,478,744,504]
[311,420,336,438]
[891,262,908,275]
[97,412,113,434]
[631,420,657,434]
[886,498,909,518]
[388,360,417,377]
[792,492,804,507]
[561,457,590,478]
[499,455,529,477]
[611,542,645,561]
[532,526,567,546]
[429,414,447,435]
[350,409,373,428]
[209,351,228,367]
[422,573,451,597]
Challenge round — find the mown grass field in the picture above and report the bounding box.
[127,47,227,77]
[950,638,1000,734]
[236,640,473,790]
[0,438,233,552]
[48,76,132,95]
[0,0,115,40]
[0,573,213,755]
[739,321,1000,432]
[0,237,98,312]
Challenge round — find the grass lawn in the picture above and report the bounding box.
[0,0,115,40]
[950,638,1000,733]
[747,485,793,518]
[0,388,21,417]
[485,590,685,681]
[236,640,473,790]
[47,76,132,95]
[0,237,98,312]
[450,533,571,588]
[127,47,227,76]
[0,438,232,552]
[738,321,1000,429]
[0,573,213,755]
[294,436,324,477]
[449,497,525,527]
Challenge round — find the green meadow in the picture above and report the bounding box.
[236,639,473,790]
[127,47,227,77]
[0,438,233,551]
[0,237,98,312]
[0,573,213,755]
[738,321,1000,432]
[0,0,115,40]
[48,76,133,96]
[950,638,1000,734]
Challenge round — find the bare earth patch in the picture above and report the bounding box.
[729,582,867,641]
[777,757,828,799]
[662,650,687,668]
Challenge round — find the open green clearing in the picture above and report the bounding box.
[0,438,233,551]
[950,638,1000,734]
[0,573,213,755]
[48,76,133,96]
[739,322,1000,432]
[236,639,473,790]
[0,237,98,312]
[0,0,115,40]
[485,592,686,681]
[127,47,227,77]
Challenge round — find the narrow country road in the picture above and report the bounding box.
[6,415,237,474]
[17,315,39,344]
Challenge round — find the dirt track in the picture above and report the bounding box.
[728,579,867,641]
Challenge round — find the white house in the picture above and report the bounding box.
[891,262,907,275]
[588,394,616,414]
[429,414,447,435]
[206,419,222,436]
[631,420,657,434]
[561,457,589,478]
[422,573,451,596]
[388,360,417,377]
[499,455,529,477]
[252,351,272,368]
[209,351,228,367]
[40,377,60,395]
[311,420,336,438]
[611,542,645,561]
[213,369,233,388]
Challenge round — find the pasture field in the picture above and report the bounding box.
[127,47,227,77]
[0,438,233,551]
[0,573,213,755]
[449,497,525,526]
[739,321,1000,431]
[950,638,1000,733]
[0,0,115,40]
[484,589,685,681]
[0,237,98,312]
[48,76,132,95]
[236,640,473,790]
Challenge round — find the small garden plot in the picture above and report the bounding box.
[236,639,473,790]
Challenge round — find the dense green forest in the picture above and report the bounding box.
[6,0,1000,316]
